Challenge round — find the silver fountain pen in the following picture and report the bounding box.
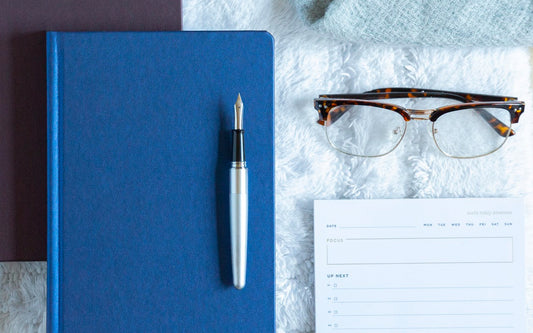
[230,93,248,290]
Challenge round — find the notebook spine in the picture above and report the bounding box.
[47,31,60,333]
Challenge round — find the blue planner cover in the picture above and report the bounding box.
[47,31,274,332]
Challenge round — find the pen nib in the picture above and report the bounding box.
[234,93,243,130]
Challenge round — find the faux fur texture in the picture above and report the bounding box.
[1,1,532,332]
[0,263,46,332]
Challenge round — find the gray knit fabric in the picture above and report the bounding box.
[292,0,533,46]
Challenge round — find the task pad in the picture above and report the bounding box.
[314,198,525,332]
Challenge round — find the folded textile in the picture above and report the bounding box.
[292,0,533,46]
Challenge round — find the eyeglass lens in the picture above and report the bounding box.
[325,105,406,157]
[432,107,512,158]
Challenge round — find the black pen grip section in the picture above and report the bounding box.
[231,130,245,162]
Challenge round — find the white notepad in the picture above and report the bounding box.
[314,198,525,333]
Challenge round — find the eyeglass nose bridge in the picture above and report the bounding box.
[407,109,435,120]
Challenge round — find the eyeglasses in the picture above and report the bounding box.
[314,88,525,158]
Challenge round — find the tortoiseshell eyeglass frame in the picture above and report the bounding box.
[314,88,525,158]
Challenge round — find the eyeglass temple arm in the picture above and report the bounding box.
[321,88,516,103]
[475,108,515,137]
[363,88,517,102]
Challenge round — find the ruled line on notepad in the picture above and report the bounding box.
[333,299,514,303]
[340,226,416,229]
[333,312,513,317]
[343,236,511,241]
[332,326,514,330]
[327,261,512,266]
[334,286,513,290]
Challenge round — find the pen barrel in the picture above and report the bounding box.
[230,167,248,290]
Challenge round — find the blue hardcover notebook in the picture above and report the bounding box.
[47,31,274,332]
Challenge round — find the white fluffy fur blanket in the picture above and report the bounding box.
[1,1,532,332]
